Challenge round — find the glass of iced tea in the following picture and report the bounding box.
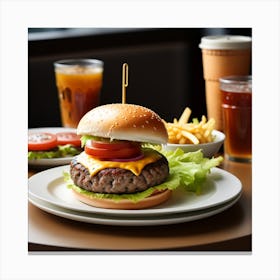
[220,75,252,162]
[54,59,103,128]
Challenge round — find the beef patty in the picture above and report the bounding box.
[70,153,169,194]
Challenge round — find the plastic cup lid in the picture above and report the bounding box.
[199,35,251,50]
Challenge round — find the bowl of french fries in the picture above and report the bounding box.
[163,107,225,158]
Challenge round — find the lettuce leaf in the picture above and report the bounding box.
[159,148,223,194]
[28,144,81,160]
[80,135,97,147]
[64,148,223,202]
[58,144,81,157]
[28,150,60,160]
[80,135,118,147]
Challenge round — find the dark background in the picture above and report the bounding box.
[28,28,252,128]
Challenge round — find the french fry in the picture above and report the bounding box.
[178,107,191,125]
[181,130,199,144]
[164,107,215,144]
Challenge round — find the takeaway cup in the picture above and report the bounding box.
[199,35,251,131]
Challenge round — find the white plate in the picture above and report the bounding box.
[28,165,242,217]
[29,193,241,226]
[28,127,78,167]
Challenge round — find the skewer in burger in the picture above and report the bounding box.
[69,103,172,209]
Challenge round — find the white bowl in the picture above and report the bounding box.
[162,130,225,158]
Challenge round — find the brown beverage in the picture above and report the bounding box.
[54,59,103,128]
[220,76,252,162]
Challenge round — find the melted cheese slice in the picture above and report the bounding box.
[76,149,162,176]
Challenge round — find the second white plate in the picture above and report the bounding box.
[28,127,78,167]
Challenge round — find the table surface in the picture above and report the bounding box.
[28,158,252,251]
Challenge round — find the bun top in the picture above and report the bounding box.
[77,103,168,144]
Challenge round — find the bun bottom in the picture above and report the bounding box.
[71,188,172,210]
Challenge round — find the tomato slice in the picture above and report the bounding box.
[56,132,81,147]
[89,139,138,150]
[85,140,142,160]
[28,132,58,151]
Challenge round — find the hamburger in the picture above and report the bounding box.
[68,103,172,210]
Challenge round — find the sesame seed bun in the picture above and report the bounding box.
[77,103,168,144]
[71,188,172,210]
